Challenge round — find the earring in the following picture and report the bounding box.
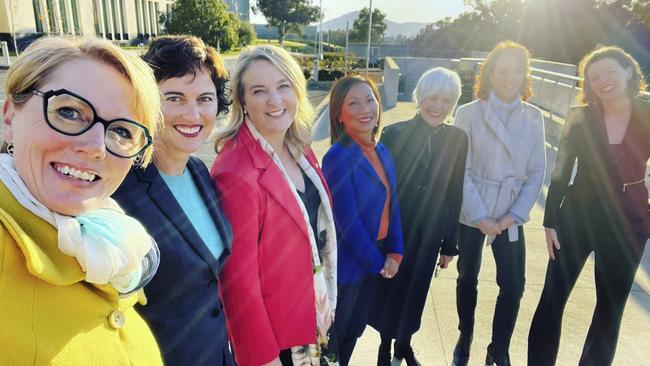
[6,143,14,156]
[133,154,144,167]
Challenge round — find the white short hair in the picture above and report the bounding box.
[412,67,462,110]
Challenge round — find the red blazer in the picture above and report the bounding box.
[211,123,330,366]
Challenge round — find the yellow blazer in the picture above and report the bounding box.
[0,181,162,365]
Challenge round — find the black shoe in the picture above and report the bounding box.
[451,333,472,366]
[485,344,510,366]
[394,344,421,366]
[378,341,392,366]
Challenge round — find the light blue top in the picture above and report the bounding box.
[161,169,224,260]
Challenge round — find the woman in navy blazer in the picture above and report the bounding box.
[112,36,234,365]
[322,75,404,366]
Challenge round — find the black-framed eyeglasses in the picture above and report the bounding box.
[29,89,153,158]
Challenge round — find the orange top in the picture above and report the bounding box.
[346,133,402,266]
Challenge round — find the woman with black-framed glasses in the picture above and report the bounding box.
[0,37,163,364]
[112,35,235,366]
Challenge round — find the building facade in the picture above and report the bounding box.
[0,0,249,48]
[224,0,249,22]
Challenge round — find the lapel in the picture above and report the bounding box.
[342,134,385,185]
[240,125,309,240]
[186,158,232,273]
[480,99,516,161]
[135,161,221,279]
[376,143,397,192]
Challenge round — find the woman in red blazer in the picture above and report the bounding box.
[211,45,337,366]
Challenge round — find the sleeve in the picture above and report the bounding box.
[454,107,490,222]
[322,149,386,275]
[509,108,547,222]
[441,130,468,256]
[214,171,279,366]
[543,108,580,229]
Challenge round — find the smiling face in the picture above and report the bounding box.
[156,68,218,159]
[339,82,379,141]
[419,92,455,126]
[586,57,633,105]
[490,50,526,103]
[3,58,137,216]
[241,59,297,143]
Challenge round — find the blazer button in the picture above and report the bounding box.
[211,307,221,317]
[108,310,125,329]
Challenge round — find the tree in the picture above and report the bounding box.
[255,0,319,46]
[162,0,239,51]
[237,18,257,47]
[349,7,387,43]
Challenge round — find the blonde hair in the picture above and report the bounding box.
[4,36,162,165]
[214,45,314,158]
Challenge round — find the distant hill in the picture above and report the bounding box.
[319,11,429,37]
[253,11,429,40]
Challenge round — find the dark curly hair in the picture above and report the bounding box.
[142,35,231,116]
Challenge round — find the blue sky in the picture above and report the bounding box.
[251,0,473,24]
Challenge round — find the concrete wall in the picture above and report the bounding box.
[390,57,456,101]
[383,57,399,108]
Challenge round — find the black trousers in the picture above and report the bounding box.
[456,224,526,360]
[328,275,380,366]
[528,220,646,366]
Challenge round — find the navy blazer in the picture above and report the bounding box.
[323,136,404,284]
[112,156,234,366]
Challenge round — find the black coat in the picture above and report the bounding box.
[112,157,234,366]
[544,98,650,254]
[369,114,468,338]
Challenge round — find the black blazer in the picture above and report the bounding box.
[113,156,234,366]
[544,98,650,245]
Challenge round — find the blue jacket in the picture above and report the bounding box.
[323,136,404,284]
[112,157,234,366]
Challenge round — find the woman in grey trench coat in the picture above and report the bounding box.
[452,41,546,366]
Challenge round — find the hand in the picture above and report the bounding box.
[262,357,282,366]
[497,214,516,232]
[476,219,502,236]
[380,257,400,279]
[438,255,453,269]
[545,228,561,260]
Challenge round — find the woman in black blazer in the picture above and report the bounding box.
[370,67,467,366]
[528,46,650,366]
[113,35,234,365]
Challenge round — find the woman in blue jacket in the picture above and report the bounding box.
[322,75,404,366]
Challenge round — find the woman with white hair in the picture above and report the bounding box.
[370,67,468,366]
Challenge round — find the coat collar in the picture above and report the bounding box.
[403,114,448,168]
[0,181,143,307]
[237,123,310,239]
[133,158,230,277]
[339,134,398,206]
[479,99,526,161]
[340,133,389,185]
